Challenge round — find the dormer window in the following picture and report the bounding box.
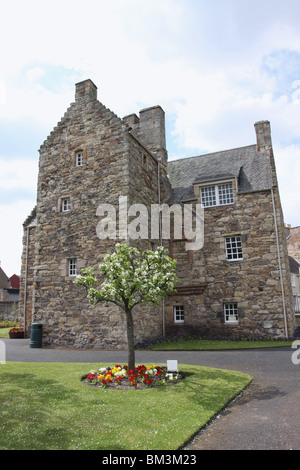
[200,182,234,207]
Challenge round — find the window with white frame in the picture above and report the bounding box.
[294,295,300,313]
[68,259,77,277]
[61,198,71,212]
[225,235,243,261]
[76,151,84,167]
[224,303,238,323]
[201,182,234,207]
[291,273,296,287]
[174,305,184,323]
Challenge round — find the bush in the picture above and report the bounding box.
[0,321,18,329]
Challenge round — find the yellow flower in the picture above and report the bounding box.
[98,374,104,380]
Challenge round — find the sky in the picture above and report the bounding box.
[1,0,300,276]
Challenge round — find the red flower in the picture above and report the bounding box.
[144,378,153,386]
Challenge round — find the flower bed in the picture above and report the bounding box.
[81,364,184,390]
[9,327,24,339]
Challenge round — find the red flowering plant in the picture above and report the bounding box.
[82,364,182,389]
[9,327,24,338]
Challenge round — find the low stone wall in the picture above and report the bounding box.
[0,302,19,323]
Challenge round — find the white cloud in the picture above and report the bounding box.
[1,0,300,273]
[0,200,35,277]
[0,158,38,191]
[273,143,300,227]
[25,66,45,83]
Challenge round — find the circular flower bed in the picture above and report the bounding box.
[81,364,184,390]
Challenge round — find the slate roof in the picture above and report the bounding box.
[289,255,300,274]
[0,266,10,289]
[167,144,272,203]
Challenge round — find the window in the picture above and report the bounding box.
[201,182,234,207]
[224,303,238,323]
[225,236,243,261]
[201,186,216,207]
[68,259,77,277]
[174,305,184,323]
[294,295,300,313]
[291,274,296,287]
[76,152,83,167]
[142,153,148,169]
[61,198,71,212]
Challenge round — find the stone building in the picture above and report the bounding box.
[19,79,296,348]
[287,225,300,263]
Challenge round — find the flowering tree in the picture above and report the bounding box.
[75,243,178,371]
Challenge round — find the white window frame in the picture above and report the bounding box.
[291,273,296,287]
[200,181,234,207]
[225,235,243,261]
[76,151,84,167]
[61,198,71,212]
[68,259,77,277]
[224,303,239,323]
[294,295,300,313]
[174,305,184,324]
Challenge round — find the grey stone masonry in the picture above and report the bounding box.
[18,79,296,347]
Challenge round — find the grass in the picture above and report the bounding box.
[146,337,294,350]
[0,328,11,338]
[0,362,252,450]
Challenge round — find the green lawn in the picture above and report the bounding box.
[147,338,294,350]
[0,328,11,338]
[0,362,252,450]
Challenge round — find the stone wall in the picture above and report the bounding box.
[19,79,295,348]
[164,188,295,338]
[0,302,19,322]
[26,80,164,349]
[18,221,36,336]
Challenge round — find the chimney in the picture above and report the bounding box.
[254,120,272,153]
[138,106,166,151]
[75,79,98,102]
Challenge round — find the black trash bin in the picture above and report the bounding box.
[30,323,43,348]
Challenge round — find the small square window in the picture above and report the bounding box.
[61,198,71,212]
[174,305,184,323]
[224,303,238,323]
[76,152,84,167]
[225,236,243,261]
[68,259,77,277]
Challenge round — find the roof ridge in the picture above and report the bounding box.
[168,144,256,164]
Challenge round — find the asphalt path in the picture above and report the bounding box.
[2,338,300,450]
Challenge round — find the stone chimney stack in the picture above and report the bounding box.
[254,120,272,153]
[124,105,168,165]
[75,79,98,102]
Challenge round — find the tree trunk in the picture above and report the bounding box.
[125,307,135,371]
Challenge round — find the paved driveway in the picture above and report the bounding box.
[2,339,300,450]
